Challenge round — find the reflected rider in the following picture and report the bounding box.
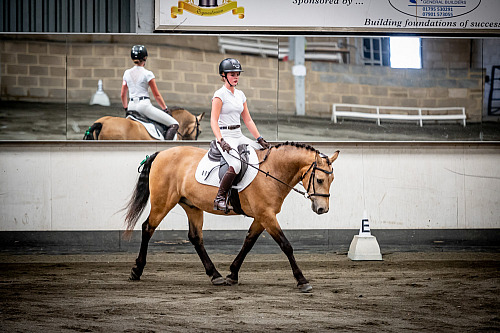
[121,45,179,140]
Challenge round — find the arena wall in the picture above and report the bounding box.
[1,141,498,229]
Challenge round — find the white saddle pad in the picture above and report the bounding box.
[126,115,177,141]
[195,147,259,192]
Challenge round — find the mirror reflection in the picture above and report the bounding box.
[1,34,499,141]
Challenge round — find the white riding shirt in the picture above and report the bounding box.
[123,66,154,99]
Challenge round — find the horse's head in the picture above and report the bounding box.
[173,109,205,140]
[301,150,340,215]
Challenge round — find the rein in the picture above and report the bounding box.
[228,147,332,199]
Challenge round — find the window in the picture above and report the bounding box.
[390,37,422,69]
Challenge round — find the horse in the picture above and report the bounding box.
[83,107,204,140]
[124,141,340,292]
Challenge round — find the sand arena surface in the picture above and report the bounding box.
[0,252,499,332]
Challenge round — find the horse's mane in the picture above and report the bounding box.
[272,141,331,165]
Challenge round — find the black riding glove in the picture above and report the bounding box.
[163,108,172,116]
[218,138,232,153]
[257,136,270,149]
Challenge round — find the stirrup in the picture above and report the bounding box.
[213,197,232,213]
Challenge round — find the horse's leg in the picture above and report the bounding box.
[226,221,265,285]
[261,215,312,293]
[130,193,178,280]
[130,218,155,280]
[182,204,225,285]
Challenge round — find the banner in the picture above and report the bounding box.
[155,0,500,32]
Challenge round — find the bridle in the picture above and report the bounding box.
[177,115,200,140]
[229,148,333,200]
[299,161,333,198]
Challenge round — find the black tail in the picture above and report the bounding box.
[124,152,159,236]
[83,123,103,140]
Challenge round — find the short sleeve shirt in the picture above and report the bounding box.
[123,66,155,99]
[213,85,247,127]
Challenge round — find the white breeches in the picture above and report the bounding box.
[129,99,179,127]
[217,128,262,174]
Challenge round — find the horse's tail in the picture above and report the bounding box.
[123,152,159,238]
[83,122,102,140]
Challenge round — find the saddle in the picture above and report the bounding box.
[207,140,251,215]
[126,110,169,139]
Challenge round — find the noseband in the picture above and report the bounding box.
[300,161,333,198]
[177,116,200,140]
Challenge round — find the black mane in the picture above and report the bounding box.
[273,141,331,165]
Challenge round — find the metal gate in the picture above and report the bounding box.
[1,0,135,33]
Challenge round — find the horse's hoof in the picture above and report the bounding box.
[211,276,226,285]
[298,283,312,293]
[129,270,141,281]
[225,277,238,285]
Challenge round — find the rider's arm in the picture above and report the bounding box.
[211,97,223,142]
[241,102,261,140]
[121,81,128,109]
[148,79,167,110]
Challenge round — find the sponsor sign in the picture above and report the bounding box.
[155,0,500,32]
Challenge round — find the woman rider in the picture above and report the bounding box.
[211,58,270,211]
[121,45,179,140]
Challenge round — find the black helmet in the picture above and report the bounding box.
[131,45,148,61]
[219,58,243,75]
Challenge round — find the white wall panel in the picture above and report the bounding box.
[1,142,499,231]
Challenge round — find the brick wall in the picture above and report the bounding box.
[1,37,483,122]
[276,62,483,122]
[0,37,278,113]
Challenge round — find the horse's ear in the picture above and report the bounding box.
[197,112,205,122]
[330,150,340,164]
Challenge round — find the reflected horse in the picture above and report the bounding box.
[124,142,340,292]
[84,107,204,140]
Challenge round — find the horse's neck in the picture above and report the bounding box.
[263,147,315,188]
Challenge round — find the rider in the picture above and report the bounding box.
[211,58,271,212]
[121,45,179,140]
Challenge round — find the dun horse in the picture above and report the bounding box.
[84,108,204,140]
[124,142,339,292]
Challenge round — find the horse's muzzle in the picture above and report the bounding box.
[312,201,329,215]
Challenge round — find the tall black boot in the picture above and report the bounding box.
[214,166,237,212]
[164,124,179,140]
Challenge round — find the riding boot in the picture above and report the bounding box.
[164,124,179,140]
[214,166,237,212]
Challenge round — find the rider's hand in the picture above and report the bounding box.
[163,108,172,116]
[257,136,270,149]
[218,138,232,153]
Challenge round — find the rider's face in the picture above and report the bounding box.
[226,72,240,85]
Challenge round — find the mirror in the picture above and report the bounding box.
[1,34,499,141]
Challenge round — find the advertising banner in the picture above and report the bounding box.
[155,0,500,33]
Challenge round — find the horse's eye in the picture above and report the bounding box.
[317,178,324,184]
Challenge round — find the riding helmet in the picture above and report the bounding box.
[218,58,243,75]
[131,45,148,61]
